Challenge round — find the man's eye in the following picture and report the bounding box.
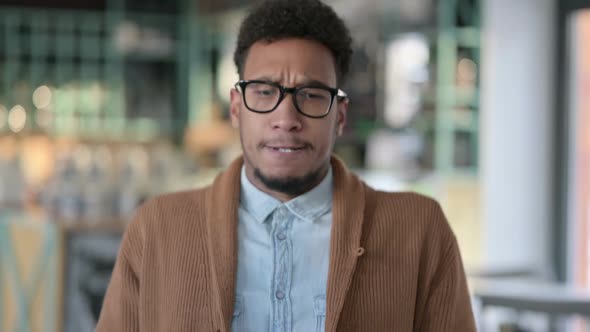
[255,89,275,96]
[300,90,328,100]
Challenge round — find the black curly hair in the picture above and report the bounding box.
[233,0,353,85]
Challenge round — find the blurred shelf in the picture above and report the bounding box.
[415,108,478,134]
[455,27,480,48]
[422,87,479,108]
[474,279,590,318]
[57,219,127,233]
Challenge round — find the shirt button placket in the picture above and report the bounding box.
[272,206,291,331]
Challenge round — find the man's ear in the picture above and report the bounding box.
[336,98,348,136]
[230,88,241,129]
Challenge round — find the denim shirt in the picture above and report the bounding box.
[234,166,333,332]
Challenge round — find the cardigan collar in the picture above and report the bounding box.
[204,155,367,332]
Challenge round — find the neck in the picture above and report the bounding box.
[245,163,329,202]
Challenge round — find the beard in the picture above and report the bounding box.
[239,128,335,198]
[253,164,327,197]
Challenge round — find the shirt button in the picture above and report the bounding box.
[275,290,285,300]
[277,232,287,241]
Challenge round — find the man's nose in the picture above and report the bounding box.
[269,93,303,132]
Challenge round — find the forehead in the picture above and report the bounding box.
[243,38,338,86]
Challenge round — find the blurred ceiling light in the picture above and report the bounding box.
[387,34,430,82]
[458,58,477,83]
[33,85,53,109]
[140,28,174,56]
[384,34,429,128]
[8,105,27,133]
[36,108,53,129]
[0,105,7,128]
[115,22,140,53]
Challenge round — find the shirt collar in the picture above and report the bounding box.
[240,167,281,224]
[284,167,333,223]
[239,166,333,224]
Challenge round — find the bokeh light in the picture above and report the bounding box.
[8,105,27,133]
[33,85,53,109]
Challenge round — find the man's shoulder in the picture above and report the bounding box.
[130,186,212,232]
[142,186,211,211]
[365,188,451,234]
[368,189,440,213]
[369,189,434,202]
[118,186,214,269]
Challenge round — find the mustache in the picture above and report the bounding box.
[258,138,313,150]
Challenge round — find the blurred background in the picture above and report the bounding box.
[0,0,588,331]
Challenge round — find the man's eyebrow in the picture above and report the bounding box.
[251,76,276,83]
[250,76,333,88]
[300,79,333,88]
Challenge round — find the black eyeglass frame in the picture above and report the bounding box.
[234,80,348,119]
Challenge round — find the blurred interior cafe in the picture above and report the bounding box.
[0,0,589,331]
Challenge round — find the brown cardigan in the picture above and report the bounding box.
[96,156,476,332]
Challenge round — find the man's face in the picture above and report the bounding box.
[230,38,348,200]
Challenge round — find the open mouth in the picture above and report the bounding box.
[268,146,306,153]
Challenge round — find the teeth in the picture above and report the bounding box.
[272,147,302,153]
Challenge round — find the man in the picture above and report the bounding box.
[97,0,476,331]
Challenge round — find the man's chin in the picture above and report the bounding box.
[254,167,325,197]
[257,168,305,180]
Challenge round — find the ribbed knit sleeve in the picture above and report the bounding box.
[414,202,476,332]
[96,202,146,332]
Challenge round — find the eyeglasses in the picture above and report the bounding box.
[234,80,348,119]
